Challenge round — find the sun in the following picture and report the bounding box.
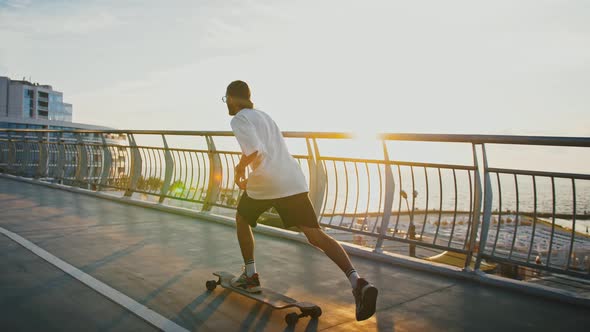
[345,128,382,159]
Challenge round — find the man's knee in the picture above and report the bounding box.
[301,227,325,247]
[236,213,249,227]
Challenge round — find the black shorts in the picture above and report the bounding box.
[236,191,320,229]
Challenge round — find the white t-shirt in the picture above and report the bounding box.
[230,108,309,200]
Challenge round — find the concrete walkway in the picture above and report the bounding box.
[1,177,588,332]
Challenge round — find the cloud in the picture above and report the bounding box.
[61,11,121,34]
[0,0,32,9]
[0,2,123,36]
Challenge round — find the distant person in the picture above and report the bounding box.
[223,80,378,321]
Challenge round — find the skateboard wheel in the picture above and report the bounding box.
[206,280,217,291]
[310,306,322,318]
[285,312,299,326]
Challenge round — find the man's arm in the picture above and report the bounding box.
[236,151,258,173]
[235,151,258,189]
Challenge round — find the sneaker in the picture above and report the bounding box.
[231,270,261,293]
[352,278,378,321]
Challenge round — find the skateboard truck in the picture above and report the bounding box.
[284,306,322,326]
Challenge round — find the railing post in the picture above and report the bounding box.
[19,132,29,176]
[0,135,4,172]
[35,132,48,179]
[54,132,65,183]
[375,140,395,253]
[474,143,493,271]
[464,143,483,271]
[308,138,327,219]
[87,135,97,185]
[159,134,174,203]
[6,132,16,175]
[74,133,88,187]
[98,134,112,191]
[409,208,416,257]
[203,135,222,212]
[124,133,142,197]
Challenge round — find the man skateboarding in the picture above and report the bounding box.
[223,80,378,321]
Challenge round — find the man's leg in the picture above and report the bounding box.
[236,213,254,262]
[235,192,270,277]
[299,226,353,273]
[275,193,377,320]
[231,213,261,292]
[300,225,378,321]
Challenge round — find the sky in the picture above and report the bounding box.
[1,0,589,139]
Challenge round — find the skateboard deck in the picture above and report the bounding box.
[206,271,322,325]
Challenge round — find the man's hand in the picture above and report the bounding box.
[234,165,247,190]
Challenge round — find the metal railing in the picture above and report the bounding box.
[1,129,589,279]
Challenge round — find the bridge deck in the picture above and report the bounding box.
[1,177,588,332]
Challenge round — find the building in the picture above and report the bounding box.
[0,75,104,131]
[0,76,127,184]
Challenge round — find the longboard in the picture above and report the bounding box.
[206,271,322,326]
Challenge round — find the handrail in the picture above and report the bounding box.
[379,133,590,147]
[2,129,589,146]
[0,129,353,139]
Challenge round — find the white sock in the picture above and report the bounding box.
[245,259,256,277]
[346,268,360,289]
